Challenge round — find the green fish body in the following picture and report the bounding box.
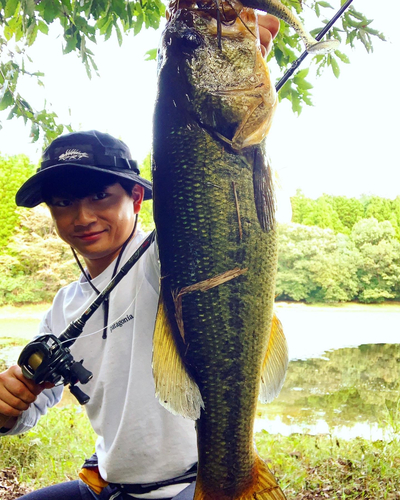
[152,2,289,499]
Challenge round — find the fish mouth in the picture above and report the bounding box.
[168,0,255,33]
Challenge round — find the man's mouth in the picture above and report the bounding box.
[75,231,106,242]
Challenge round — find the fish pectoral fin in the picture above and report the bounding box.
[259,313,289,404]
[193,455,286,499]
[152,295,204,420]
[253,150,276,232]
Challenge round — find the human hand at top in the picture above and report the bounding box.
[258,13,280,57]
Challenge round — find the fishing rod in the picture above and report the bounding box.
[275,0,355,92]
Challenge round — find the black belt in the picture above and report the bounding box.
[110,463,197,495]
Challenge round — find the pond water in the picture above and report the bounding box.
[0,303,399,440]
[256,303,400,440]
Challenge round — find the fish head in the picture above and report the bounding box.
[158,0,277,150]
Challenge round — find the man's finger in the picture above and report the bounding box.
[258,14,280,56]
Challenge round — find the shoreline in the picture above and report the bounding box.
[1,301,399,321]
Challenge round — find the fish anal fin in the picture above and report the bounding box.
[259,313,289,404]
[152,294,204,420]
[193,455,286,499]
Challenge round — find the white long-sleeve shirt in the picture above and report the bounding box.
[4,229,198,498]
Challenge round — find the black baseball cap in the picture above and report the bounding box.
[16,130,153,207]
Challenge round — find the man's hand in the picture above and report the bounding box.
[0,365,50,429]
[258,13,280,57]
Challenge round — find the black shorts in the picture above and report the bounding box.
[18,480,196,500]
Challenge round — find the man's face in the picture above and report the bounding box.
[48,182,144,276]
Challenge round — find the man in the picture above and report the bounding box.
[0,15,279,500]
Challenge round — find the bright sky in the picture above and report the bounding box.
[0,0,399,211]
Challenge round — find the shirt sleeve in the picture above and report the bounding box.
[0,310,64,436]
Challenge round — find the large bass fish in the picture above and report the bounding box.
[151,1,336,499]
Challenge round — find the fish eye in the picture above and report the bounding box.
[180,29,203,51]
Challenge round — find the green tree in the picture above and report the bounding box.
[350,218,400,303]
[290,192,346,233]
[138,153,154,232]
[364,195,397,226]
[0,206,80,304]
[330,195,364,233]
[0,153,35,248]
[302,194,345,233]
[391,196,400,241]
[291,189,313,225]
[0,0,385,141]
[276,223,359,303]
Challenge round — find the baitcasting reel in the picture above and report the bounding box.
[18,334,93,405]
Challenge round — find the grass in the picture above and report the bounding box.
[255,431,400,499]
[0,406,96,491]
[0,303,51,319]
[1,405,399,498]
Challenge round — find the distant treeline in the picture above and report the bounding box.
[277,190,400,303]
[276,220,400,303]
[1,155,400,305]
[291,190,400,240]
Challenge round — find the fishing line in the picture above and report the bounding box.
[57,270,148,345]
[57,230,156,348]
[275,0,355,92]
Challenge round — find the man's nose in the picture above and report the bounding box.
[74,201,97,226]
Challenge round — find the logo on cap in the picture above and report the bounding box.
[58,149,89,162]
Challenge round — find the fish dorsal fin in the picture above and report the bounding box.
[152,294,204,420]
[259,313,288,404]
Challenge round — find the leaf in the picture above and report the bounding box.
[295,77,313,90]
[114,21,123,46]
[291,89,302,115]
[334,50,350,64]
[42,0,62,24]
[30,122,40,142]
[330,56,340,78]
[4,0,19,17]
[295,68,309,80]
[144,48,157,61]
[38,20,49,35]
[0,90,14,111]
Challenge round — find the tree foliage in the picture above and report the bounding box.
[277,219,400,304]
[0,153,34,247]
[291,190,400,241]
[0,205,80,304]
[0,0,385,142]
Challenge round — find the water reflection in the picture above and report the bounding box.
[257,343,400,440]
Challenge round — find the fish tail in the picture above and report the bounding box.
[194,456,287,500]
[306,38,340,54]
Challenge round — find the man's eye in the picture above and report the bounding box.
[53,199,72,207]
[93,192,108,201]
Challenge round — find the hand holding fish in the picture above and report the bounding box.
[258,13,280,56]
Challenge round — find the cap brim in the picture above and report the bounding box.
[16,163,153,208]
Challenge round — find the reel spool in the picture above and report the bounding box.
[18,334,93,405]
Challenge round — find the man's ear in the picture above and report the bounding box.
[132,184,145,214]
